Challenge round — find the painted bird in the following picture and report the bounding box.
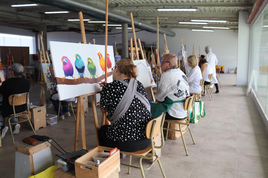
[97,52,112,74]
[106,53,112,70]
[97,52,105,74]
[75,54,86,78]
[61,56,75,80]
[87,58,97,79]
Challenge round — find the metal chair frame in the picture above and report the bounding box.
[120,113,166,178]
[163,96,195,156]
[7,92,36,144]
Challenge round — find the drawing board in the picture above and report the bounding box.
[50,41,115,100]
[133,59,156,88]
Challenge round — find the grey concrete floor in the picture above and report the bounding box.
[0,74,268,178]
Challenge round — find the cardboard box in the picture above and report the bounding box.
[75,146,120,178]
[30,105,46,130]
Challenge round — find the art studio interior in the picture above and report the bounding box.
[0,0,268,178]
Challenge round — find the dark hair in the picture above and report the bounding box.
[199,58,208,66]
[116,59,137,78]
[200,55,205,59]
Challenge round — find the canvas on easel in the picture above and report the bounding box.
[49,42,115,101]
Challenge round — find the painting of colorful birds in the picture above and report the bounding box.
[50,41,115,100]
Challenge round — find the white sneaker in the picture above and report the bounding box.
[64,112,71,117]
[59,115,65,120]
[13,124,21,135]
[1,126,8,138]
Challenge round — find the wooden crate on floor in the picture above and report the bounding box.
[75,146,120,178]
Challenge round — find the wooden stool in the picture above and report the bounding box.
[14,140,53,178]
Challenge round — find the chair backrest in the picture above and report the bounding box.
[184,96,194,111]
[8,92,29,114]
[145,113,164,139]
[208,74,213,81]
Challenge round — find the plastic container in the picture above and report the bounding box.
[46,114,57,125]
[57,159,69,172]
[92,152,109,163]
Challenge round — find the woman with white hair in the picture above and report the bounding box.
[205,46,219,93]
[187,55,202,94]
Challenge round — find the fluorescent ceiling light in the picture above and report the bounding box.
[157,8,198,12]
[88,21,106,23]
[68,19,90,22]
[192,29,214,32]
[45,11,70,14]
[103,24,122,27]
[191,19,228,23]
[179,22,208,25]
[11,4,38,7]
[115,27,132,30]
[263,25,268,27]
[203,26,230,29]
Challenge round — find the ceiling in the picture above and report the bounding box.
[0,0,256,36]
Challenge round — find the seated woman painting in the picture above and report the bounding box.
[154,53,190,120]
[98,59,152,152]
[199,57,213,94]
[187,55,202,94]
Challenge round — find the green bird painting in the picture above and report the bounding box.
[87,57,97,79]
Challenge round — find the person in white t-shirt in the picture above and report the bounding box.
[187,55,202,94]
[155,53,190,120]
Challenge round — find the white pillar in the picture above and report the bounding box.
[236,11,250,86]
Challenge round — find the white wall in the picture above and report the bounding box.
[237,11,250,86]
[47,28,238,74]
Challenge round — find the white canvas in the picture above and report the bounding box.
[133,59,156,88]
[50,41,115,100]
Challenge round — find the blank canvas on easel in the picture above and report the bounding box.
[50,41,115,100]
[133,59,156,88]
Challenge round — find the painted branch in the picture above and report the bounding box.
[56,71,113,85]
[130,13,139,60]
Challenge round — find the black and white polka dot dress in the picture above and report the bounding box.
[100,79,153,142]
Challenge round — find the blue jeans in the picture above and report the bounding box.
[51,100,69,116]
[0,117,17,128]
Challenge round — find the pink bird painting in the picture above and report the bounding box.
[61,56,76,80]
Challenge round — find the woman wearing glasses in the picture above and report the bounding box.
[154,53,189,120]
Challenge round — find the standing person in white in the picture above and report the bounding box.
[187,55,202,94]
[205,46,219,93]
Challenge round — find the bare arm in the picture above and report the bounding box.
[201,63,207,76]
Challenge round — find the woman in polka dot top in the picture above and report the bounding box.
[98,59,153,152]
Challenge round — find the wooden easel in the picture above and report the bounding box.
[39,32,50,105]
[22,53,34,86]
[164,34,169,54]
[6,48,15,79]
[74,9,109,151]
